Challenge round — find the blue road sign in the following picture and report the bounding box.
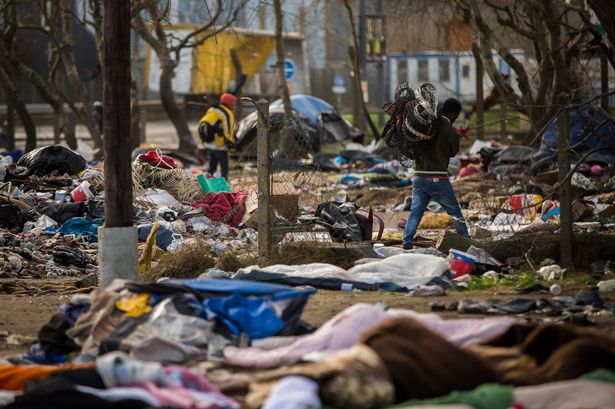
[284,59,295,80]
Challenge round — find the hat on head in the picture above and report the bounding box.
[220,93,237,108]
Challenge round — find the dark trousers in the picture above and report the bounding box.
[207,149,229,179]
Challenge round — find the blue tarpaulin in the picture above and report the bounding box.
[166,279,316,340]
[59,217,103,242]
[271,94,335,127]
[540,106,615,158]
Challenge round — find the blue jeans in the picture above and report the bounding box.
[403,176,469,246]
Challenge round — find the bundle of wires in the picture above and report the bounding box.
[381,82,438,168]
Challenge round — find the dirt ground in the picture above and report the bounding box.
[2,283,614,356]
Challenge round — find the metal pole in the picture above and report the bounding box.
[557,92,573,268]
[257,99,272,259]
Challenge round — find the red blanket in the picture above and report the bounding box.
[193,191,247,227]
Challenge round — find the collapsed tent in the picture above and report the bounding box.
[271,94,363,143]
[540,106,615,160]
[234,95,362,157]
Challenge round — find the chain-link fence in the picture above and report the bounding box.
[234,99,344,257]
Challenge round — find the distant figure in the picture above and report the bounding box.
[402,98,470,249]
[92,101,103,135]
[198,93,236,179]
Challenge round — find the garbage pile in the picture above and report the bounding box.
[0,145,258,289]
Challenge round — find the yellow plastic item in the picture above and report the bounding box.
[139,222,160,275]
[115,293,152,318]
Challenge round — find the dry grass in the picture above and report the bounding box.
[216,243,364,273]
[141,240,216,282]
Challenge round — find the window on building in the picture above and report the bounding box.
[398,60,408,83]
[462,64,470,78]
[418,59,429,82]
[439,59,450,82]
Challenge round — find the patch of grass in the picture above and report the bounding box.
[141,240,216,282]
[467,272,538,291]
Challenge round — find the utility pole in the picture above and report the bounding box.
[98,0,137,287]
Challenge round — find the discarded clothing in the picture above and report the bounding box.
[67,288,124,355]
[136,150,177,169]
[362,317,498,402]
[224,304,515,368]
[52,245,90,268]
[39,202,86,225]
[246,344,394,409]
[0,362,95,391]
[224,303,390,368]
[59,217,103,242]
[193,191,247,228]
[262,376,321,409]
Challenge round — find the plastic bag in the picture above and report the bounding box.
[17,145,87,176]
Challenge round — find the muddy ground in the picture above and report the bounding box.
[2,278,614,356]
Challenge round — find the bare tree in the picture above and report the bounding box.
[454,0,594,144]
[1,0,104,149]
[0,0,36,152]
[131,0,247,153]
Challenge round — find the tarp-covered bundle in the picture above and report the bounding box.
[17,145,87,176]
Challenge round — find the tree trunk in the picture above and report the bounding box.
[159,65,196,153]
[0,64,36,152]
[273,0,295,157]
[273,0,292,119]
[59,0,102,149]
[5,94,15,151]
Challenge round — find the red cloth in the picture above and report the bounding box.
[137,150,177,169]
[193,191,246,227]
[459,165,479,178]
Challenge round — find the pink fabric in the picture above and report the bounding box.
[223,304,516,368]
[192,191,246,227]
[142,383,238,409]
[224,303,391,368]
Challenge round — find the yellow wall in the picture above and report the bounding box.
[191,31,275,94]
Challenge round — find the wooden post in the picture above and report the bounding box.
[601,50,609,111]
[473,45,485,139]
[103,0,132,228]
[98,0,137,287]
[557,92,573,268]
[257,99,272,259]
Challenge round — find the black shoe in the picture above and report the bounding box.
[402,243,413,250]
